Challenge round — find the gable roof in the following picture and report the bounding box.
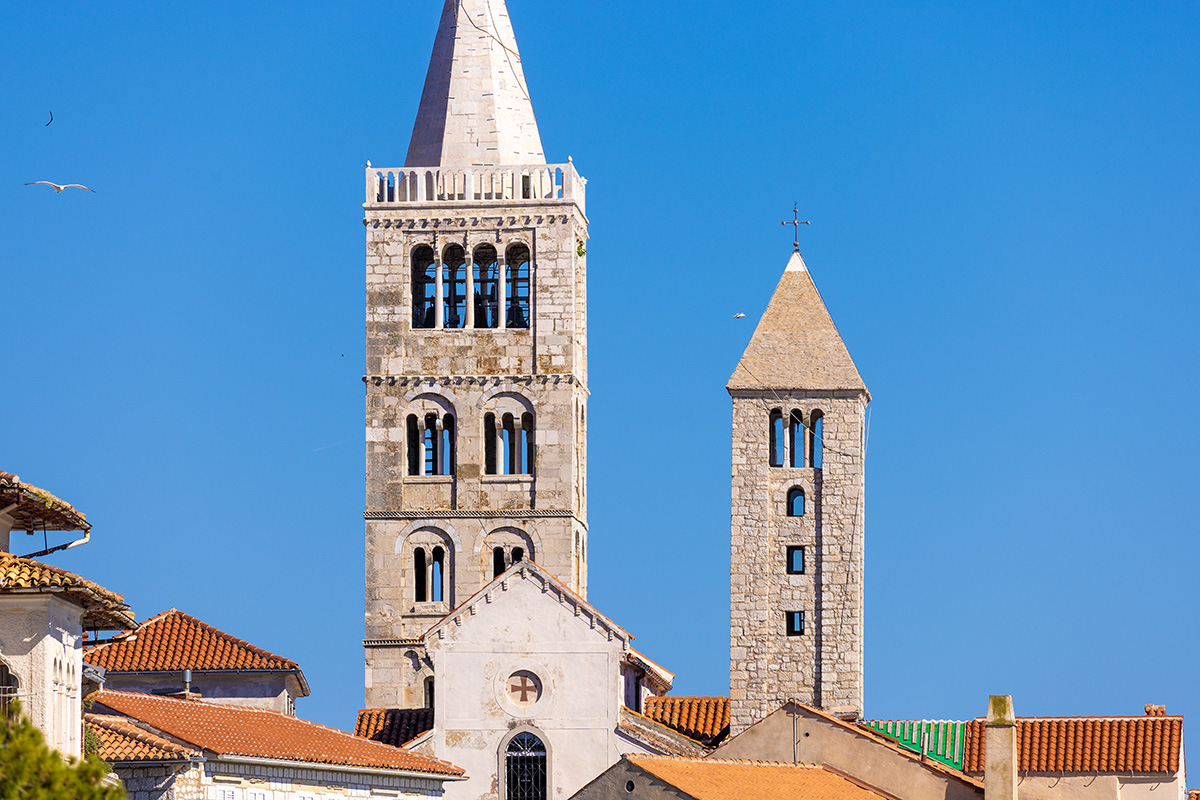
[85,713,199,763]
[727,251,868,394]
[0,554,135,630]
[642,696,730,747]
[92,691,464,777]
[625,756,894,800]
[423,559,631,646]
[84,609,308,694]
[0,471,90,533]
[356,708,434,749]
[961,715,1183,775]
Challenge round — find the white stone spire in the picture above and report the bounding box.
[406,0,547,167]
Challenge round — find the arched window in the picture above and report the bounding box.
[407,415,420,475]
[809,410,824,469]
[769,409,785,467]
[442,415,456,476]
[512,547,524,564]
[0,662,18,714]
[787,487,805,517]
[485,412,498,474]
[423,413,439,475]
[408,411,456,476]
[505,732,547,800]
[521,412,534,475]
[431,547,445,602]
[474,245,500,329]
[493,547,507,579]
[505,244,531,329]
[414,548,428,602]
[789,410,804,468]
[442,245,467,329]
[485,401,533,476]
[411,246,436,329]
[502,414,517,475]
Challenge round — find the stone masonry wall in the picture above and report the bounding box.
[729,390,866,734]
[364,197,589,710]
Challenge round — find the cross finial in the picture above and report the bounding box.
[781,203,810,251]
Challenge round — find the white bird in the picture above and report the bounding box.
[25,181,95,193]
[733,312,746,319]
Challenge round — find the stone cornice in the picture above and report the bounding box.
[364,213,578,229]
[365,510,582,522]
[363,374,586,391]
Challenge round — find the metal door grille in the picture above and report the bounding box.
[505,732,547,800]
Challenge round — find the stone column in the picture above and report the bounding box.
[985,695,1018,800]
[434,259,444,329]
[465,251,475,329]
[498,258,508,330]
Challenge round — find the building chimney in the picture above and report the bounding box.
[985,695,1018,800]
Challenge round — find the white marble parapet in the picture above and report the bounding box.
[365,162,585,214]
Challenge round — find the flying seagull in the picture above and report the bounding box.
[25,181,95,193]
[733,312,746,319]
[46,111,53,126]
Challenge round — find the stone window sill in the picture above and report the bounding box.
[482,474,533,484]
[405,474,455,484]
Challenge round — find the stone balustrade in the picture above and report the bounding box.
[365,162,586,214]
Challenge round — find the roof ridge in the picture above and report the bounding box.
[158,610,300,669]
[631,754,823,768]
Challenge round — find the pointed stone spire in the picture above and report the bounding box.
[728,251,868,393]
[406,0,547,167]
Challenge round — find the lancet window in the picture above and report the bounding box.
[412,541,451,605]
[491,545,527,579]
[506,244,531,329]
[407,412,455,476]
[442,244,467,329]
[769,409,785,467]
[474,245,501,329]
[484,410,535,476]
[809,410,824,469]
[767,408,825,470]
[412,245,436,329]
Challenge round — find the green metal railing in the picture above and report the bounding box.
[861,720,967,770]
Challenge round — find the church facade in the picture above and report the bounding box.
[361,0,868,796]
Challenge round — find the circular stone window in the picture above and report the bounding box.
[505,670,542,707]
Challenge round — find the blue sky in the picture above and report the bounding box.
[3,0,1199,758]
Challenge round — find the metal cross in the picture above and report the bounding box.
[782,204,810,251]
[509,676,538,702]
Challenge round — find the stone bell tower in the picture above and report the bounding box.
[728,249,869,734]
[362,0,590,709]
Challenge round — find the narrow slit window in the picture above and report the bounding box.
[521,412,534,475]
[787,546,805,574]
[789,410,804,467]
[494,547,507,579]
[787,487,805,517]
[810,410,824,469]
[406,415,420,476]
[505,244,531,329]
[786,611,805,636]
[431,547,445,602]
[424,413,439,475]
[442,414,456,476]
[474,245,500,329]
[424,677,435,710]
[414,548,428,602]
[502,414,517,475]
[411,246,436,329]
[769,409,785,467]
[485,413,498,474]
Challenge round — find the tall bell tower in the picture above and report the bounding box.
[727,248,869,733]
[362,0,589,710]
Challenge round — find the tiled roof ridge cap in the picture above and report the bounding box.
[423,560,631,642]
[96,690,464,774]
[647,695,730,701]
[631,754,823,768]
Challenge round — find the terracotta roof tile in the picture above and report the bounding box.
[627,756,891,800]
[0,471,89,533]
[93,691,463,776]
[961,716,1183,774]
[85,609,302,679]
[642,696,730,747]
[85,713,198,763]
[356,708,434,748]
[0,555,134,630]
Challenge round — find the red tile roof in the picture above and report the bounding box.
[356,708,434,748]
[0,555,134,630]
[0,471,89,533]
[962,715,1183,774]
[85,713,198,763]
[85,609,305,690]
[642,696,730,746]
[627,756,892,800]
[93,691,463,776]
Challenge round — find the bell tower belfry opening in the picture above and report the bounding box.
[727,248,869,734]
[362,0,589,710]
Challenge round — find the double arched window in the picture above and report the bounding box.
[504,732,547,800]
[407,412,455,476]
[484,411,535,476]
[413,545,447,603]
[410,242,532,330]
[768,408,824,469]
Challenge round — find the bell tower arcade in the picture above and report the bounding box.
[362,0,590,710]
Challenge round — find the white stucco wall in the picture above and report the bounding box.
[0,594,84,758]
[101,672,299,713]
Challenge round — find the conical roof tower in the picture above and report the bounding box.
[406,0,547,167]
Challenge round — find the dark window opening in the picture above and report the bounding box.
[787,546,805,575]
[512,547,524,564]
[810,410,824,469]
[786,611,805,636]
[424,677,435,710]
[506,244,531,329]
[411,246,436,329]
[789,410,804,468]
[787,487,805,517]
[474,245,500,329]
[431,547,445,603]
[414,548,428,602]
[423,413,439,475]
[443,245,467,329]
[494,547,507,579]
[0,664,17,714]
[502,414,517,475]
[406,415,420,476]
[521,412,534,475]
[442,414,456,476]
[769,409,785,467]
[505,732,547,800]
[485,413,498,474]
